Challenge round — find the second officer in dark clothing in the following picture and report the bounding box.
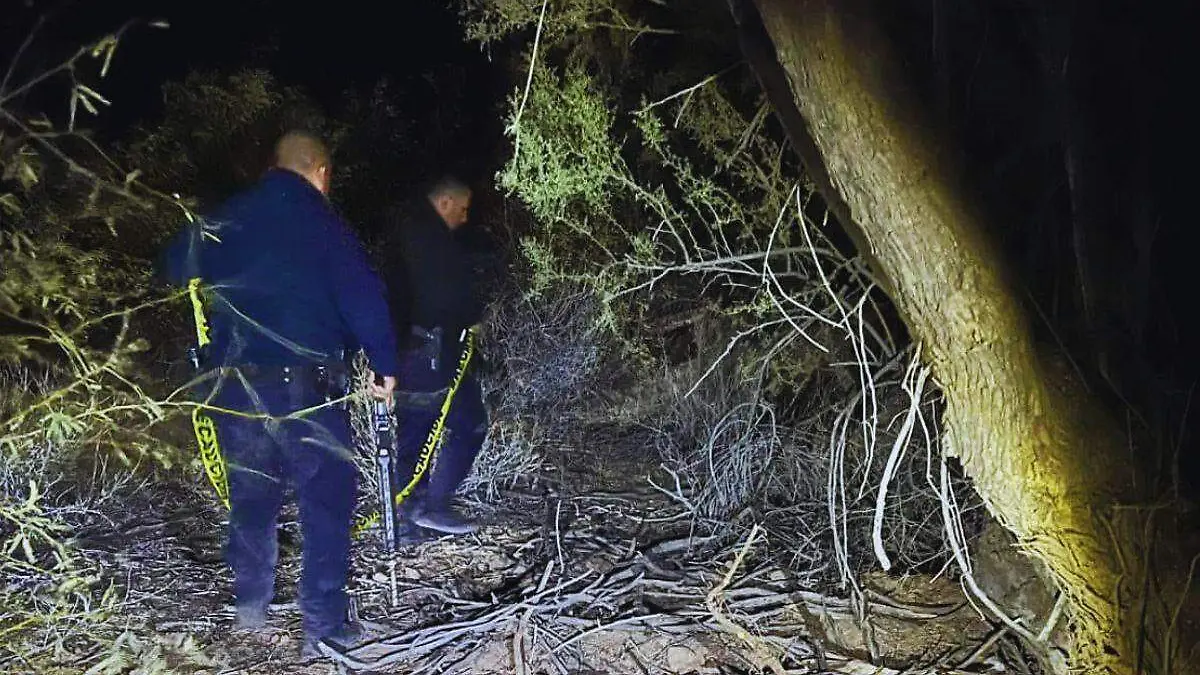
[378,176,488,536]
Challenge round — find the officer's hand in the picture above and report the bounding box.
[368,373,396,404]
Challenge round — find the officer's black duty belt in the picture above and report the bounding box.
[221,362,349,400]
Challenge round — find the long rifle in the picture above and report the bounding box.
[353,328,477,545]
[372,398,399,552]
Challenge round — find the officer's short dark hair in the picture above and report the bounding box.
[427,175,471,202]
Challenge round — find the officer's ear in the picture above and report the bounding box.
[432,194,451,219]
[314,164,331,195]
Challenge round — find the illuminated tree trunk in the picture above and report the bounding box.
[736,0,1188,671]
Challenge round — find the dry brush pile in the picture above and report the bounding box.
[0,9,1068,675]
[439,0,1065,670]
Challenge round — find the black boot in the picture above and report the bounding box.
[394,517,438,546]
[411,502,477,535]
[301,619,365,659]
[234,603,268,631]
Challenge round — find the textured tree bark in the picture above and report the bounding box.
[736,0,1185,671]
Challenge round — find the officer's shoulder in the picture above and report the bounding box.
[197,184,258,234]
[315,207,366,255]
[210,176,280,215]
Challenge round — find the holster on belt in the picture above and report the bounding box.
[315,363,350,403]
[229,362,350,403]
[407,325,443,372]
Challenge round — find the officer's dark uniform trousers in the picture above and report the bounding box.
[393,330,487,511]
[162,168,399,641]
[211,366,355,639]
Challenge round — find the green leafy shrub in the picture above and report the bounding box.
[0,19,212,668]
[458,0,984,590]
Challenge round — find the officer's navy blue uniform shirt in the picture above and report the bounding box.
[162,168,400,376]
[378,199,486,338]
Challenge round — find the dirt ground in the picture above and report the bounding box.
[45,446,1024,675]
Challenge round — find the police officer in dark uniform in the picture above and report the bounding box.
[161,131,398,656]
[378,176,488,536]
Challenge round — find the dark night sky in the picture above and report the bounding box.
[1,0,502,141]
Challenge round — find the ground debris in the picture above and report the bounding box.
[42,473,1039,675]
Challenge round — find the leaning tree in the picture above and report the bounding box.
[734,1,1197,672]
[459,0,1198,671]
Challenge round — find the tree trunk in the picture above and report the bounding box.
[736,0,1194,672]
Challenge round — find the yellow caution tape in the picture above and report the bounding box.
[191,406,230,509]
[186,275,228,509]
[353,328,476,539]
[187,277,210,347]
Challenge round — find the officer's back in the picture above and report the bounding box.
[164,138,398,378]
[158,131,396,652]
